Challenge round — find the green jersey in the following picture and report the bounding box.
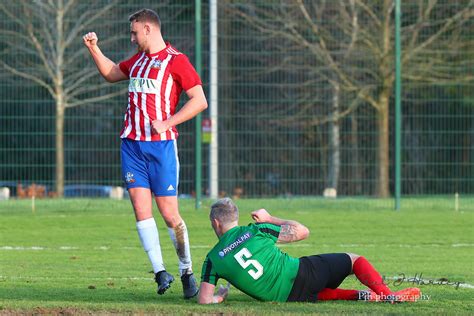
[200,223,299,302]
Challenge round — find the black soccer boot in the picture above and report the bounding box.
[155,270,174,295]
[181,270,199,299]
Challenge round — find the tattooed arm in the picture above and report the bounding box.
[251,209,309,243]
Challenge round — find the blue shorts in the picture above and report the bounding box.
[121,139,179,196]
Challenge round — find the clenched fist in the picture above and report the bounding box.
[83,32,98,48]
[251,209,272,223]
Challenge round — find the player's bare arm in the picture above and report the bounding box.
[278,224,302,243]
[151,85,208,134]
[251,209,309,243]
[197,282,229,304]
[83,32,127,83]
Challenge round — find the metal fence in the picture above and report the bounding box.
[0,0,472,202]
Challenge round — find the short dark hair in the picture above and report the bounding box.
[129,9,161,28]
[210,198,239,225]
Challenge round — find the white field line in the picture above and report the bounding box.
[0,275,472,290]
[278,243,474,248]
[0,245,213,251]
[1,243,473,251]
[2,244,472,289]
[0,275,152,282]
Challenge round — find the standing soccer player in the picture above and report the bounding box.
[83,9,207,298]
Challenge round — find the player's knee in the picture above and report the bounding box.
[346,253,361,266]
[161,213,183,228]
[134,208,153,221]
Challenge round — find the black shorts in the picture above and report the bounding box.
[287,253,352,302]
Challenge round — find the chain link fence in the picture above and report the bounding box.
[0,0,472,202]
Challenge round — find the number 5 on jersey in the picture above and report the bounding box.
[234,248,264,280]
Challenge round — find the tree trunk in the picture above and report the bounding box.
[350,113,361,195]
[377,90,390,197]
[328,81,340,191]
[376,0,392,198]
[55,101,65,197]
[55,0,65,197]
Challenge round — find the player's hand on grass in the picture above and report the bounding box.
[83,32,98,48]
[217,283,230,301]
[251,209,272,223]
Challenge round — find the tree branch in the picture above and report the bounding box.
[64,34,126,67]
[64,0,118,48]
[268,87,367,128]
[343,0,359,59]
[66,89,126,108]
[22,5,56,81]
[0,60,55,97]
[66,79,123,98]
[0,30,35,44]
[353,0,382,28]
[406,0,437,55]
[63,0,76,15]
[403,2,474,64]
[0,2,26,29]
[63,68,101,95]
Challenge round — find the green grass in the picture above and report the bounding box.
[0,197,473,315]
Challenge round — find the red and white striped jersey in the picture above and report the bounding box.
[118,43,201,141]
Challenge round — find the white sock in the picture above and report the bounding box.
[168,221,192,275]
[136,218,165,273]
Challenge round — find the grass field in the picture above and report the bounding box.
[0,197,473,315]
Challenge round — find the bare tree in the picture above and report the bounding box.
[0,0,125,196]
[225,0,473,197]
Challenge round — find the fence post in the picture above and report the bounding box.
[195,0,202,209]
[395,0,402,210]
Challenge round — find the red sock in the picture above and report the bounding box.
[352,256,391,295]
[317,288,359,300]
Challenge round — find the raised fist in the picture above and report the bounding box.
[83,32,98,48]
[251,208,271,223]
